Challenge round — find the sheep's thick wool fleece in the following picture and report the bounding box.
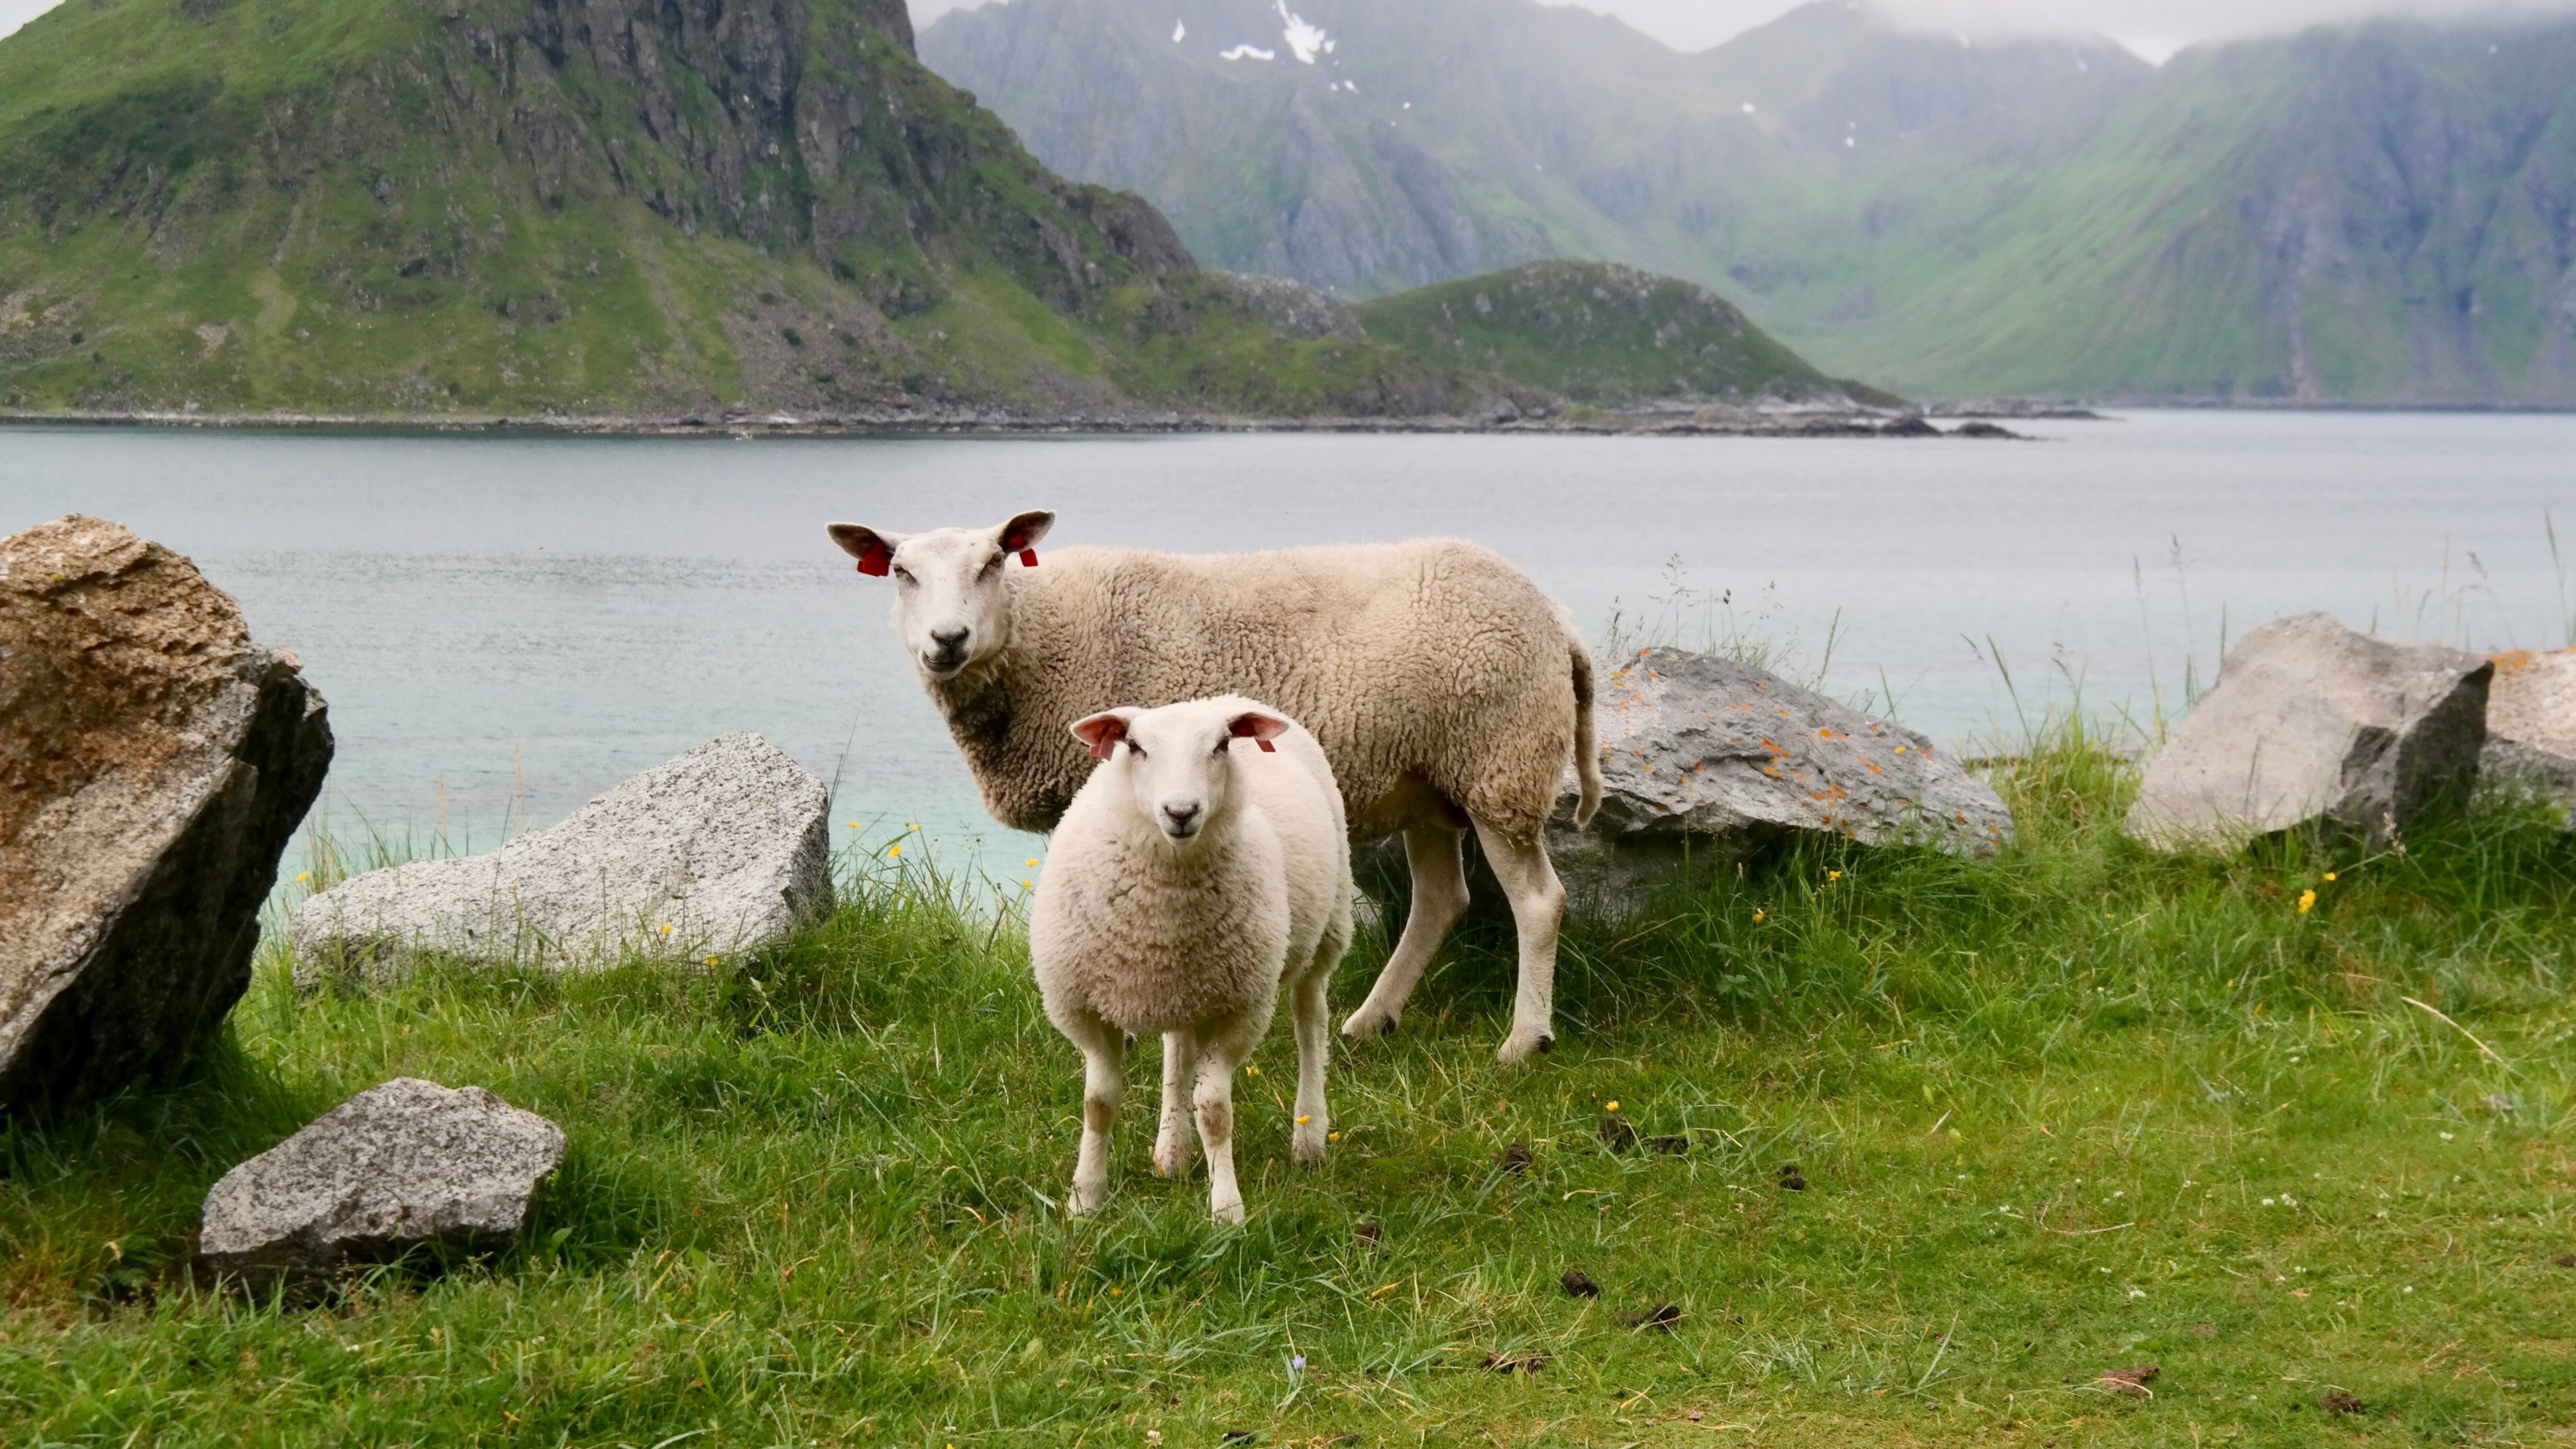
[1030,722,1349,1037]
[936,540,1584,841]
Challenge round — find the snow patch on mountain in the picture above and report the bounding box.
[1218,43,1275,61]
[1276,1,1327,64]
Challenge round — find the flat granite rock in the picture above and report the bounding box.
[1518,647,2011,916]
[199,1077,564,1282]
[2483,647,2576,824]
[2126,612,2491,851]
[291,733,830,976]
[0,515,333,1112]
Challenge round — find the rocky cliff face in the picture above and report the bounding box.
[0,0,1516,419]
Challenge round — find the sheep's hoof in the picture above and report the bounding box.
[1495,1028,1556,1065]
[1339,1006,1400,1042]
[1292,1128,1328,1165]
[1066,1182,1106,1218]
[1210,1199,1247,1226]
[1152,1140,1195,1179]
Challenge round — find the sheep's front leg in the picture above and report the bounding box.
[1061,1014,1124,1217]
[1472,820,1567,1065]
[1190,1018,1263,1224]
[1342,822,1467,1042]
[1154,1029,1199,1179]
[1289,943,1338,1165]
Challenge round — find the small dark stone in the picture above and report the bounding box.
[1561,1269,1601,1298]
[1502,1142,1534,1173]
[1615,1303,1683,1331]
[2320,1391,2363,1415]
[1598,1116,1637,1150]
[1646,1134,1690,1155]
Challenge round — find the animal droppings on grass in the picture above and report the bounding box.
[1481,1351,1548,1374]
[2100,1365,2158,1397]
[2192,1322,2218,1335]
[1502,1142,1533,1173]
[1599,1116,1638,1150]
[1353,1222,1382,1247]
[1561,1269,1601,1298]
[1615,1304,1683,1331]
[2321,1392,2363,1414]
[1778,1163,1807,1191]
[2553,1253,2573,1268]
[1647,1135,1690,1155]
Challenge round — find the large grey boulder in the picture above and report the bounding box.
[2481,647,2576,823]
[199,1077,564,1283]
[1525,648,2011,915]
[0,516,332,1112]
[2126,613,2491,851]
[292,733,830,976]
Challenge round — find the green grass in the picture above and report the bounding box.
[4,727,2573,1446]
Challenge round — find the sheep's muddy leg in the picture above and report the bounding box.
[1341,822,1467,1042]
[1154,1030,1199,1179]
[1472,821,1567,1065]
[1190,1018,1263,1224]
[1063,1015,1124,1217]
[1290,944,1338,1165]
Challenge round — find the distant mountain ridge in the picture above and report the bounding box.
[924,0,2576,405]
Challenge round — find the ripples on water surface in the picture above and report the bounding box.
[6,411,2570,871]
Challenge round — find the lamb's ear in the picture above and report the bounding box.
[1070,708,1138,761]
[1227,710,1289,753]
[995,510,1056,566]
[827,523,903,578]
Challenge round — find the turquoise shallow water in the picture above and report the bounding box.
[5,411,2571,877]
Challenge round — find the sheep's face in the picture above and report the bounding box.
[825,511,1054,680]
[1071,700,1291,845]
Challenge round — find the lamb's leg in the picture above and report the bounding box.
[1063,1014,1124,1217]
[1153,1029,1199,1179]
[1472,820,1568,1065]
[1342,822,1467,1042]
[1191,1018,1262,1224]
[1289,941,1338,1165]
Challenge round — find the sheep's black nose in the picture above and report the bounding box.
[930,626,969,651]
[1161,802,1202,836]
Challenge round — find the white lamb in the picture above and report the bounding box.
[824,510,1602,1064]
[1030,694,1353,1224]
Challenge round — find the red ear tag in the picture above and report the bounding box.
[856,547,890,577]
[1256,739,1276,753]
[1020,549,1039,567]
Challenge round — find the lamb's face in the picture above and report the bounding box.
[1071,700,1292,845]
[825,512,1052,681]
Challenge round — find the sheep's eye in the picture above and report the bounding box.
[1124,743,1146,759]
[979,555,1003,578]
[892,568,914,584]
[1213,737,1231,756]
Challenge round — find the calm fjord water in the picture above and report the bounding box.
[5,412,2570,871]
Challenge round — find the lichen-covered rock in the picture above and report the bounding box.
[2482,647,2576,824]
[2126,613,2491,851]
[290,733,829,976]
[0,515,331,1112]
[1529,647,2010,914]
[199,1078,564,1283]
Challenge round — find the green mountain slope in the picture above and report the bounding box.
[0,0,1528,421]
[923,0,2576,404]
[1353,260,1897,407]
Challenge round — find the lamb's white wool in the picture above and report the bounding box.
[1029,696,1353,1223]
[823,512,1603,1064]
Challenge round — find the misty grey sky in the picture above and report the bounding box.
[6,0,2575,60]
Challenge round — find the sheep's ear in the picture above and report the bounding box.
[995,510,1056,566]
[1228,710,1289,753]
[827,523,902,578]
[1070,709,1136,761]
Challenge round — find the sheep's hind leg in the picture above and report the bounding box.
[1289,937,1340,1165]
[1190,1017,1264,1224]
[1153,1030,1199,1179]
[1472,820,1568,1065]
[1341,822,1467,1042]
[1063,1014,1124,1217]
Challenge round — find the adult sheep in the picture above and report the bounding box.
[826,510,1602,1063]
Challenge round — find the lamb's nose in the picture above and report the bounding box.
[1161,802,1202,836]
[930,626,969,653]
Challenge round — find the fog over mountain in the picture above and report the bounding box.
[922,0,2576,403]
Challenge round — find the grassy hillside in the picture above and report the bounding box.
[926,0,2576,404]
[0,0,1527,421]
[1355,260,1901,408]
[3,727,2571,1442]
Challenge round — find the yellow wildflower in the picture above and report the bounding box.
[1245,1064,1260,1075]
[294,872,310,883]
[1328,1131,1342,1142]
[2322,871,2337,882]
[660,923,674,934]
[2297,889,2316,914]
[1295,1114,1312,1125]
[706,955,720,967]
[1027,857,1041,867]
[1827,870,1842,881]
[846,821,859,828]
[887,843,902,857]
[1605,1101,1620,1113]
[1752,910,1766,922]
